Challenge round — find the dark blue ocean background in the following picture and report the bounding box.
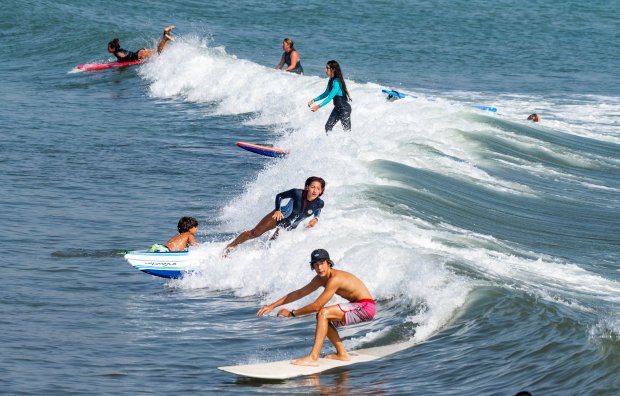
[1,0,619,394]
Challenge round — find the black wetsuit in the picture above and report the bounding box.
[275,189,323,230]
[313,78,352,133]
[114,48,140,63]
[283,51,303,74]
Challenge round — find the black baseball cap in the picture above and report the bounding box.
[310,249,330,264]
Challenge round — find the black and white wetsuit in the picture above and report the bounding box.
[275,188,323,230]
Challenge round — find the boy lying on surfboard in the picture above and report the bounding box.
[257,249,376,367]
[147,216,199,252]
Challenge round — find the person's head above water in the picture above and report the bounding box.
[108,38,121,53]
[527,113,540,122]
[304,176,326,199]
[309,248,334,270]
[325,60,351,101]
[282,38,295,52]
[177,216,198,233]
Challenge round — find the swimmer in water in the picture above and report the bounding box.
[275,37,304,74]
[527,113,540,122]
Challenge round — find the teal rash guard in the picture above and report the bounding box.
[314,79,344,108]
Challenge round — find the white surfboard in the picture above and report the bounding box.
[218,340,416,380]
[124,250,199,278]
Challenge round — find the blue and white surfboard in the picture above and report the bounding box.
[125,250,196,279]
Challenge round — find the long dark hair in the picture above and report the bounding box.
[326,60,351,101]
[108,38,121,51]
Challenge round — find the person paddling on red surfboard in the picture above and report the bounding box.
[257,249,376,367]
[107,25,175,63]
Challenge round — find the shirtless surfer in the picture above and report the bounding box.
[256,249,376,367]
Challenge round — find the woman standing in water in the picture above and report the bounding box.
[276,38,304,74]
[308,60,352,134]
[107,25,175,63]
[224,176,326,254]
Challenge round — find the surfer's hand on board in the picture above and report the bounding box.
[257,305,274,317]
[272,210,284,221]
[306,218,318,228]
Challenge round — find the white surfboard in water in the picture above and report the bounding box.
[218,340,416,380]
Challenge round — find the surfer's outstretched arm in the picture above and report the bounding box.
[256,277,322,317]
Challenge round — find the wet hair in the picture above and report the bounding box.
[177,216,198,233]
[108,38,121,51]
[326,60,351,102]
[304,176,326,197]
[310,259,334,270]
[283,37,295,50]
[527,113,540,122]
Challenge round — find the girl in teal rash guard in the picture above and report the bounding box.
[308,60,352,134]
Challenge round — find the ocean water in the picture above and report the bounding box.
[1,0,619,395]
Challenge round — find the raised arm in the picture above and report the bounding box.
[256,276,322,316]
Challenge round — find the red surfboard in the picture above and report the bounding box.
[76,59,143,71]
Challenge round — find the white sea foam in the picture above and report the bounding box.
[588,317,620,344]
[143,37,620,343]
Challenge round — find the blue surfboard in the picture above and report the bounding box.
[382,88,497,112]
[236,142,288,158]
[382,89,417,99]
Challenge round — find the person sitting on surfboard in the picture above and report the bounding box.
[147,216,199,252]
[257,249,376,367]
[107,25,175,63]
[223,176,325,254]
[275,37,303,75]
[308,60,352,134]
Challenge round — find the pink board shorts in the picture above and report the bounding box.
[331,299,376,328]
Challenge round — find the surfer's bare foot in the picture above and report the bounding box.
[290,356,319,367]
[324,352,350,361]
[162,26,175,41]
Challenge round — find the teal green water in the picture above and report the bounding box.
[1,1,619,394]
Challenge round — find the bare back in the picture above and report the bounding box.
[165,232,197,251]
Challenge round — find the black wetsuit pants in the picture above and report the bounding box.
[325,102,352,134]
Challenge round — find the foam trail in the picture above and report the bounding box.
[141,36,620,344]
